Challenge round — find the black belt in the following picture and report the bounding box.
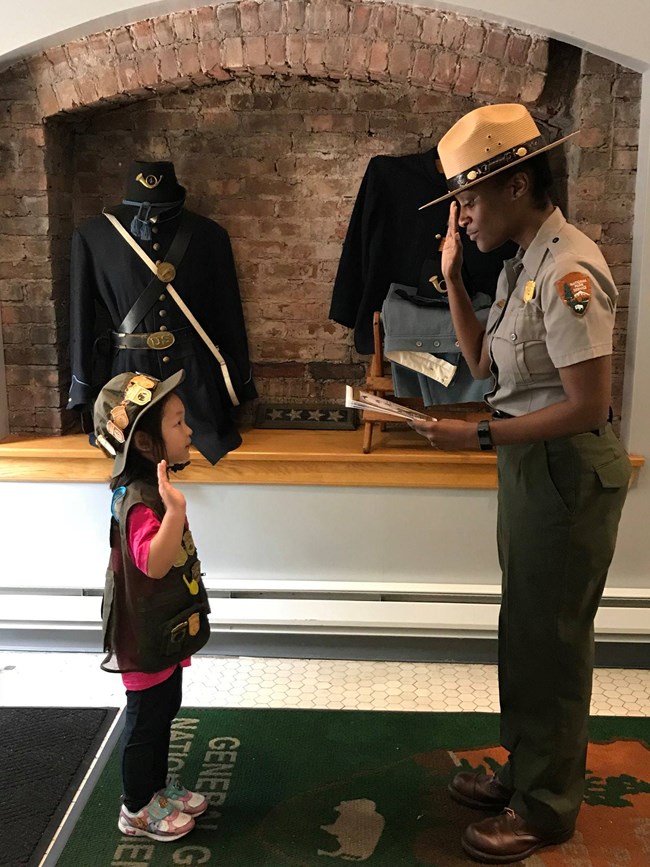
[112,327,192,350]
[491,409,607,436]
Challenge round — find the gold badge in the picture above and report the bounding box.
[136,172,163,190]
[188,612,200,636]
[523,280,536,303]
[110,404,129,429]
[555,271,592,316]
[131,374,156,389]
[106,420,125,443]
[174,547,188,568]
[156,262,176,283]
[183,530,196,557]
[183,574,199,596]
[124,382,152,405]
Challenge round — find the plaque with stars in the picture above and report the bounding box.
[254,404,358,430]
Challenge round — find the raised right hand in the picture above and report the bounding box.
[441,201,463,283]
[157,459,186,514]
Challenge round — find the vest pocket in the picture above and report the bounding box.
[159,603,210,657]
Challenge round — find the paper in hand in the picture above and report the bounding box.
[345,386,436,422]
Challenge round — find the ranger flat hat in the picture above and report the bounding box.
[94,369,185,477]
[419,104,579,210]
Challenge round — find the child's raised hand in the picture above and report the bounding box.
[157,459,186,514]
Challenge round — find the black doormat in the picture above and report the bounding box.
[254,403,358,430]
[2,706,119,867]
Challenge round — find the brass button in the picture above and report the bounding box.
[159,310,167,317]
[153,242,161,251]
[151,226,159,234]
[162,356,170,363]
[156,262,176,282]
[159,325,168,332]
[159,294,166,302]
[155,260,161,266]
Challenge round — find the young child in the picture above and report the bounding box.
[93,370,211,842]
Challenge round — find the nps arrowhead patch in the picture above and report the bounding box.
[556,271,592,316]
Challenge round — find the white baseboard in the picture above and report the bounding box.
[1,583,649,643]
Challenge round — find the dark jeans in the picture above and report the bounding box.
[122,665,183,812]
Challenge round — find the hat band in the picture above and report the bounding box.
[447,136,544,193]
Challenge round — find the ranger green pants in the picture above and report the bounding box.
[495,426,631,833]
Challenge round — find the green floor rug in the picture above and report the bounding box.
[56,709,649,866]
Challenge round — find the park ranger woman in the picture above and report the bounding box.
[411,104,631,864]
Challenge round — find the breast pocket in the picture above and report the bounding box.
[512,306,555,383]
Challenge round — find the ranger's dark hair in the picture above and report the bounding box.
[493,152,554,210]
[110,394,172,491]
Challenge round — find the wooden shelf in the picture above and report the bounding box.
[0,429,644,488]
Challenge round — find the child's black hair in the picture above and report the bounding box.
[110,393,172,491]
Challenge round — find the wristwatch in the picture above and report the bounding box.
[477,420,494,451]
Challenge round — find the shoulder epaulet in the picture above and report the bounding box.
[546,232,571,261]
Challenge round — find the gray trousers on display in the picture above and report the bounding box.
[495,426,631,833]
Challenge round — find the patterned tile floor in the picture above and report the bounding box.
[1,651,649,716]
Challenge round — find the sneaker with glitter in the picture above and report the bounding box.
[159,781,208,817]
[118,793,195,841]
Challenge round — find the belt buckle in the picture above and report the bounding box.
[146,331,175,350]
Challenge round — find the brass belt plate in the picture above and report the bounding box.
[146,331,175,350]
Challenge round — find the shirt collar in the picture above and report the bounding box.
[520,207,567,278]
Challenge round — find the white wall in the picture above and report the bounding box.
[5,482,503,590]
[2,2,650,621]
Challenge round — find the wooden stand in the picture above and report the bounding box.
[361,311,488,453]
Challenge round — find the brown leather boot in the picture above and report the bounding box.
[448,772,513,810]
[461,808,574,863]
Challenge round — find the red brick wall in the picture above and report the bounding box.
[0,1,639,434]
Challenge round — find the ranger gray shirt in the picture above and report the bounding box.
[484,207,617,416]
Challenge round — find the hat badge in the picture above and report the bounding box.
[136,172,163,190]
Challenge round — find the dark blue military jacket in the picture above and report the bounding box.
[68,204,256,463]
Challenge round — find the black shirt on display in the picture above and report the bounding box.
[329,148,517,354]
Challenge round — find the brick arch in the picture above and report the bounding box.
[26,2,549,118]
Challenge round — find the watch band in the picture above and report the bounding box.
[477,419,494,451]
